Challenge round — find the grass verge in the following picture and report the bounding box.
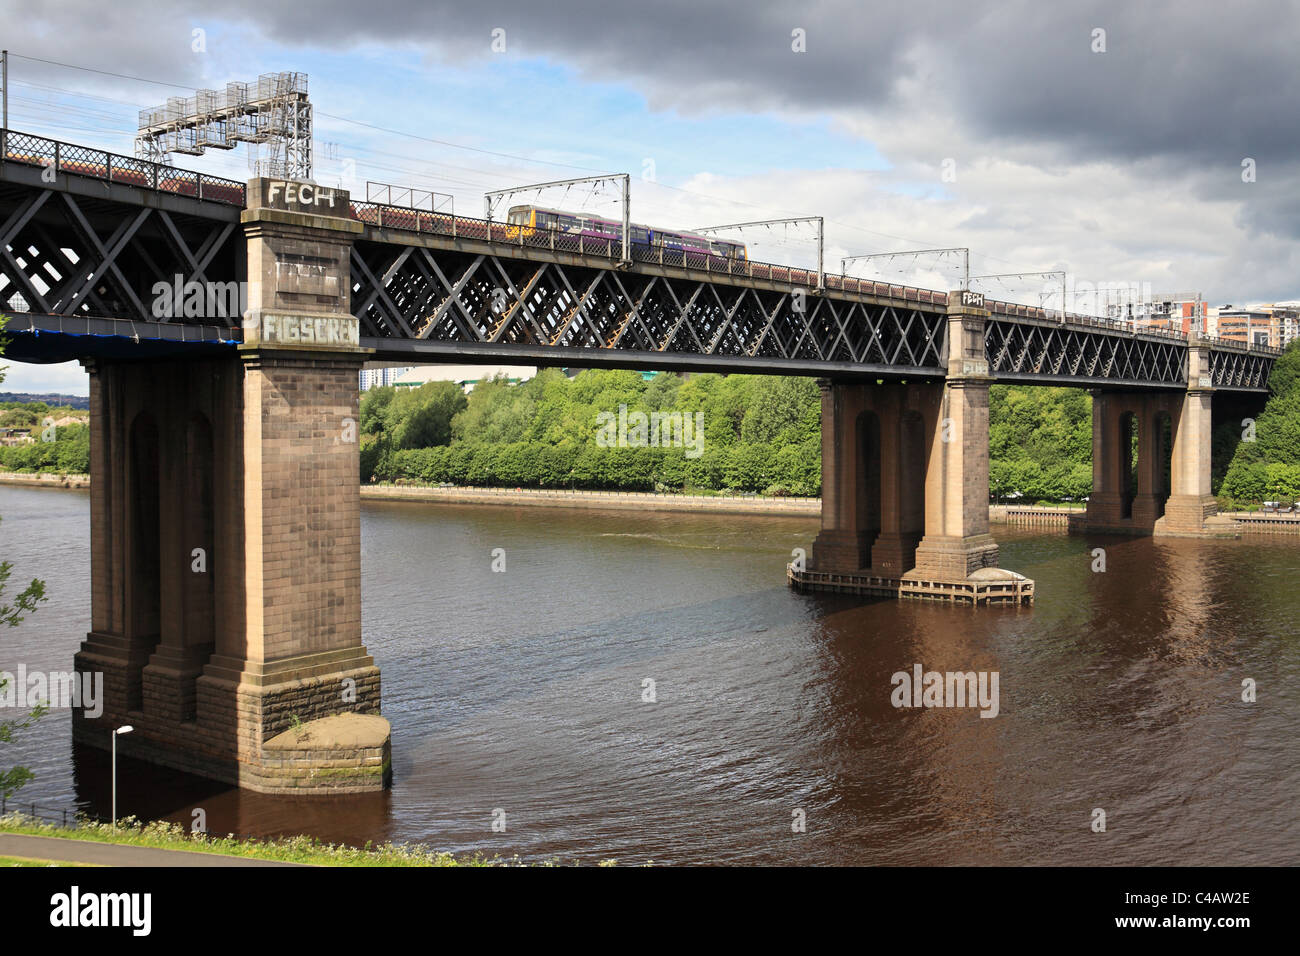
[0,814,489,867]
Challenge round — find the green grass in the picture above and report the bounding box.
[0,814,621,866]
[0,814,486,867]
[0,854,97,867]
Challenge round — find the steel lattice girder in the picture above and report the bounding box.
[1207,348,1272,391]
[983,317,1188,387]
[0,187,239,322]
[350,242,948,373]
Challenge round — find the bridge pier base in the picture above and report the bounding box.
[809,381,878,572]
[907,376,1000,579]
[73,179,391,793]
[795,294,1033,605]
[1155,370,1239,536]
[73,350,389,792]
[1074,344,1233,537]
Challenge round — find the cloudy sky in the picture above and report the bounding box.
[2,0,1297,392]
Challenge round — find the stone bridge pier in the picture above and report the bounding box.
[795,292,1033,605]
[72,179,391,793]
[1074,343,1235,537]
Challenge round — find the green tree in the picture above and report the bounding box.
[389,381,466,449]
[0,315,49,798]
[1221,341,1300,503]
[0,557,49,799]
[741,376,820,446]
[987,384,1093,501]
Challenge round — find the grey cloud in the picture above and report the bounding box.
[7,0,1297,169]
[196,0,1300,168]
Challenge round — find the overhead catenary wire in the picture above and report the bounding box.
[5,50,1041,275]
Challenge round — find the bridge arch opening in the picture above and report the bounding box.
[1119,411,1138,520]
[1153,410,1174,519]
[898,408,926,567]
[126,411,161,712]
[181,411,217,713]
[856,409,882,566]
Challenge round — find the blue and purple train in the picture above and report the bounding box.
[505,205,747,260]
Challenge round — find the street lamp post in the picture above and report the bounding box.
[111,725,134,828]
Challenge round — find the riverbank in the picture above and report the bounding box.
[0,471,819,515]
[0,470,89,489]
[6,473,1300,531]
[0,816,478,867]
[361,482,821,515]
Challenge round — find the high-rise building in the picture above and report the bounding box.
[1261,303,1300,348]
[358,365,413,391]
[1105,292,1207,334]
[391,365,537,393]
[1214,307,1271,346]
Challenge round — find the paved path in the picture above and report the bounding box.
[0,833,306,867]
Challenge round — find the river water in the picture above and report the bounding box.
[1,484,1296,865]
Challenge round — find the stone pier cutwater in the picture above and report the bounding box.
[789,292,1034,606]
[72,179,391,793]
[1069,341,1242,538]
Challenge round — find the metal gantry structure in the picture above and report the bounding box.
[485,174,632,263]
[842,247,971,292]
[366,181,453,217]
[135,72,313,180]
[694,217,824,290]
[971,271,1067,322]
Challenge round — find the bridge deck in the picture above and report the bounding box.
[0,128,1281,390]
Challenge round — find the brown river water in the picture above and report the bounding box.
[1,484,1296,865]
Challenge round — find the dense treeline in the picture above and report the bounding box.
[361,370,1099,501]
[988,386,1093,502]
[361,369,823,495]
[1218,342,1300,503]
[0,402,83,427]
[0,401,89,474]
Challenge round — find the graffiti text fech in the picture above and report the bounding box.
[245,312,360,348]
[266,180,338,209]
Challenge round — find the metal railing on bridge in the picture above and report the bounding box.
[347,199,952,309]
[0,128,246,206]
[981,298,1281,353]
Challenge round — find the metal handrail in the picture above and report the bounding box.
[0,127,246,206]
[347,199,956,310]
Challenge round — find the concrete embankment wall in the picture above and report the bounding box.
[1221,513,1300,534]
[6,474,1300,533]
[0,471,90,489]
[989,505,1085,527]
[360,483,822,516]
[988,502,1300,535]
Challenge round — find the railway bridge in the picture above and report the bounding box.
[0,130,1279,793]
